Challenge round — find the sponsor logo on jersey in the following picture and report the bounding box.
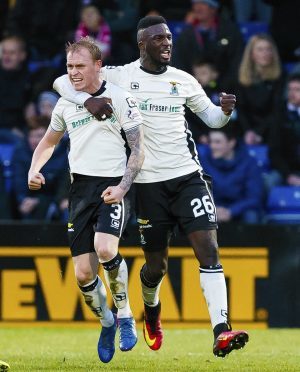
[71,115,94,129]
[130,82,139,90]
[76,104,84,112]
[106,65,116,69]
[139,98,181,113]
[108,114,117,123]
[126,97,137,108]
[169,81,181,95]
[111,219,120,229]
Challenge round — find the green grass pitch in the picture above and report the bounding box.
[1,327,299,371]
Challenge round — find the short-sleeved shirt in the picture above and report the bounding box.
[50,80,142,177]
[101,60,211,183]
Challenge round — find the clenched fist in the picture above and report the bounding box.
[84,97,113,121]
[219,92,236,116]
[28,172,45,190]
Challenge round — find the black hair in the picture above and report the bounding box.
[137,16,167,31]
[287,73,300,84]
[210,124,238,141]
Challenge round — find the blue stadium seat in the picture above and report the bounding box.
[167,21,188,42]
[239,22,269,42]
[266,186,300,223]
[247,145,270,171]
[0,143,16,192]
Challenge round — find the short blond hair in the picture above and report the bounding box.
[66,37,102,61]
[239,34,281,86]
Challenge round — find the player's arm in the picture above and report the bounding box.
[195,93,236,128]
[28,127,65,190]
[102,125,145,204]
[53,74,112,120]
[186,74,235,128]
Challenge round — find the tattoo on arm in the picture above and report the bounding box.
[119,125,144,192]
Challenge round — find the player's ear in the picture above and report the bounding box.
[138,40,145,51]
[95,59,102,71]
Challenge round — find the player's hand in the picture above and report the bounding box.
[217,207,232,222]
[84,97,113,121]
[28,172,45,190]
[19,197,39,214]
[101,185,126,204]
[219,92,236,116]
[244,130,262,145]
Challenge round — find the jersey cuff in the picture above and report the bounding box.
[50,125,65,133]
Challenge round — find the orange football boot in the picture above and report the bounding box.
[143,302,163,351]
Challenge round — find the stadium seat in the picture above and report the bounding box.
[266,186,300,223]
[0,143,16,192]
[247,145,270,171]
[239,22,269,42]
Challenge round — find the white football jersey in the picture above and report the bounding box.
[50,80,142,177]
[101,60,210,182]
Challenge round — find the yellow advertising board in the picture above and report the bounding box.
[0,246,268,328]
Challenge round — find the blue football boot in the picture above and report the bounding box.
[118,316,138,351]
[97,314,118,363]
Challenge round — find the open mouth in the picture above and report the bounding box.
[160,50,171,59]
[72,78,83,84]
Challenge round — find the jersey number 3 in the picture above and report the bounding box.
[110,204,122,220]
[191,196,214,217]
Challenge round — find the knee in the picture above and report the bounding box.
[97,246,116,262]
[146,258,168,282]
[75,266,95,286]
[95,235,118,262]
[200,241,219,266]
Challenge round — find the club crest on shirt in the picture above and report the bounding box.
[126,97,137,108]
[169,81,180,96]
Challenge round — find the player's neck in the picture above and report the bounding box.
[139,57,167,74]
[85,79,103,95]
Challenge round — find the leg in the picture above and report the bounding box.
[188,229,249,356]
[139,224,171,351]
[95,232,132,319]
[174,171,249,356]
[135,181,173,351]
[188,230,228,329]
[73,252,114,325]
[94,232,137,352]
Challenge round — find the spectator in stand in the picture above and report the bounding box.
[270,74,300,186]
[37,91,60,119]
[4,0,81,96]
[12,121,69,220]
[237,34,284,146]
[233,0,271,23]
[75,5,111,61]
[201,127,263,224]
[186,59,222,144]
[0,35,31,140]
[0,162,12,219]
[99,0,140,65]
[264,0,300,63]
[173,0,244,91]
[0,0,9,40]
[5,0,80,62]
[26,90,59,131]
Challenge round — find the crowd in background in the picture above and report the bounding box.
[0,0,300,224]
